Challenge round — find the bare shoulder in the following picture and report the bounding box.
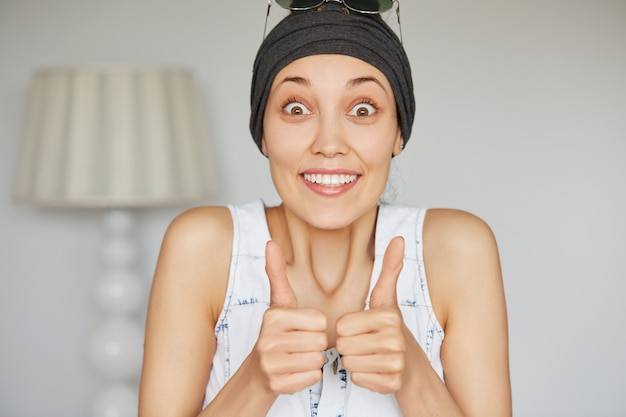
[153,205,233,323]
[424,208,497,247]
[159,206,234,283]
[162,205,233,253]
[423,208,499,267]
[422,209,511,415]
[140,206,234,415]
[422,208,503,327]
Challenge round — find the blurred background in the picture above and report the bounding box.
[1,1,624,416]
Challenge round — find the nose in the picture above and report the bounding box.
[310,113,349,157]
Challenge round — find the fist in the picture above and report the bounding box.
[255,241,327,394]
[335,236,408,394]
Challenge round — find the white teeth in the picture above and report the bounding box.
[303,173,358,186]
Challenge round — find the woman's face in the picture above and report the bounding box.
[262,54,403,230]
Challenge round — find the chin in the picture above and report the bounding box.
[290,199,379,231]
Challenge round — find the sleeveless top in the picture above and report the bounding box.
[203,200,445,417]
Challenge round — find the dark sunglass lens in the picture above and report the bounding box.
[275,0,324,9]
[345,0,394,12]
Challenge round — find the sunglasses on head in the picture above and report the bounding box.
[263,0,402,42]
[276,0,394,12]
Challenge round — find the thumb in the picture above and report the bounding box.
[265,240,298,307]
[370,236,404,309]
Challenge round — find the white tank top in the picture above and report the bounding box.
[203,200,444,416]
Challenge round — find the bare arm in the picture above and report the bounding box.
[201,241,327,416]
[138,207,232,417]
[395,209,511,417]
[284,206,510,417]
[139,208,326,417]
[336,209,510,416]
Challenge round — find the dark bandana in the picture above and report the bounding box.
[249,2,415,154]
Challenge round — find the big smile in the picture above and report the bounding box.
[302,173,358,187]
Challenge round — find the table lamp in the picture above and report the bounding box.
[13,66,217,417]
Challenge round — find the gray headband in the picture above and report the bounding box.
[249,3,415,154]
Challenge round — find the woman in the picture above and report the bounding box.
[139,2,511,416]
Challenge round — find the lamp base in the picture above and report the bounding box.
[91,383,139,417]
[87,209,144,417]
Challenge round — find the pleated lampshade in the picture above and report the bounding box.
[14,66,216,207]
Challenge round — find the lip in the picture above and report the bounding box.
[300,168,361,197]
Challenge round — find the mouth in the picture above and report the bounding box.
[300,170,361,196]
[302,173,359,187]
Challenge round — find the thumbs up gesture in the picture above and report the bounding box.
[254,241,328,394]
[335,236,410,394]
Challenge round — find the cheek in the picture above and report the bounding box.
[351,126,399,164]
[263,125,305,182]
[264,122,313,162]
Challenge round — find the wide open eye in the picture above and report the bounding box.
[349,102,376,117]
[284,101,312,116]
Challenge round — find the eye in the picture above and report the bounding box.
[349,102,377,117]
[284,101,311,116]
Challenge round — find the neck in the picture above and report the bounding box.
[267,204,378,295]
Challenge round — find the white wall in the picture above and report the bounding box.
[0,1,624,416]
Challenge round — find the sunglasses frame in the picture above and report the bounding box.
[276,0,394,13]
[262,0,402,42]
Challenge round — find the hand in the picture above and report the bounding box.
[254,240,328,394]
[335,236,409,394]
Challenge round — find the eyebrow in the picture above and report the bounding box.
[278,75,386,91]
[347,76,386,91]
[277,76,310,87]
